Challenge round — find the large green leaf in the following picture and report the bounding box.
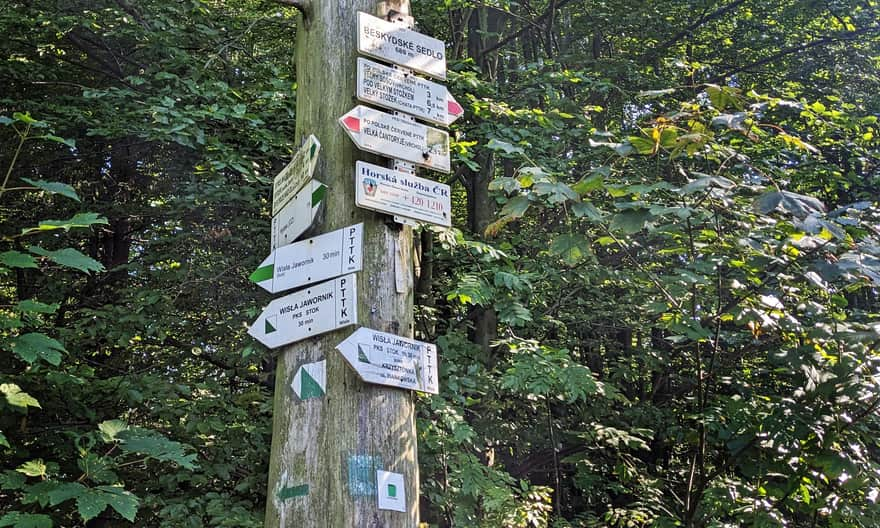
[754,190,825,219]
[20,178,79,202]
[95,485,139,522]
[7,333,66,365]
[486,138,524,156]
[118,429,198,469]
[23,213,108,235]
[0,513,52,528]
[550,233,593,266]
[0,430,8,448]
[47,482,87,506]
[610,209,651,234]
[28,247,104,274]
[0,251,37,269]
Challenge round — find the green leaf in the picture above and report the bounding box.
[7,333,66,365]
[533,182,578,204]
[118,429,198,469]
[0,512,52,528]
[25,213,108,234]
[499,195,531,219]
[628,136,656,155]
[47,482,87,506]
[755,190,826,219]
[16,300,59,314]
[571,201,603,220]
[98,420,129,442]
[77,453,118,484]
[12,112,48,127]
[0,251,38,269]
[550,233,592,266]
[610,209,651,234]
[0,471,26,490]
[28,247,104,274]
[486,138,525,155]
[572,174,604,195]
[76,488,107,522]
[20,178,79,201]
[38,135,76,148]
[96,485,139,522]
[1,384,41,409]
[0,431,8,448]
[16,460,47,478]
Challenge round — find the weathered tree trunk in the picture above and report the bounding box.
[264,1,419,526]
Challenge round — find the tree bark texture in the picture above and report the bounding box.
[264,1,419,526]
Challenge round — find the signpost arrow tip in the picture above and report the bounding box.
[341,115,360,132]
[447,98,464,118]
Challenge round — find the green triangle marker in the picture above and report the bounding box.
[299,368,325,399]
[311,184,326,206]
[265,319,276,334]
[357,345,370,363]
[249,264,274,283]
[309,142,317,159]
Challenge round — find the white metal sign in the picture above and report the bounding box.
[271,179,326,250]
[273,135,321,216]
[251,224,363,294]
[356,58,463,127]
[336,327,439,394]
[339,105,450,173]
[355,161,451,226]
[357,11,446,80]
[248,274,357,349]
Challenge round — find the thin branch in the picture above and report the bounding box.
[710,25,880,82]
[646,0,746,60]
[479,0,579,56]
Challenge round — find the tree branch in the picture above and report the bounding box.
[479,0,578,56]
[710,25,880,82]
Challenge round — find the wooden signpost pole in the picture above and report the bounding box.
[264,1,418,526]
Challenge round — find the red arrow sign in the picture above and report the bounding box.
[341,115,360,133]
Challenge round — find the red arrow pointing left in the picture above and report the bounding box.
[342,115,360,132]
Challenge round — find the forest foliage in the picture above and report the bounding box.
[1,0,879,527]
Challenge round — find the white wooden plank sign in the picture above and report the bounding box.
[251,223,363,294]
[273,135,321,216]
[271,179,326,250]
[336,327,439,394]
[249,274,357,349]
[355,161,451,226]
[357,11,446,80]
[339,105,450,173]
[356,58,463,126]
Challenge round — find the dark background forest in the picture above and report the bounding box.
[1,0,879,526]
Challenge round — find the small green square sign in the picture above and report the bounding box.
[387,484,397,498]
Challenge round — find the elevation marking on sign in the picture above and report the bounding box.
[355,161,451,226]
[356,58,462,126]
[252,223,363,294]
[249,274,356,349]
[271,179,327,250]
[336,327,439,394]
[357,11,446,80]
[273,135,321,216]
[339,105,450,173]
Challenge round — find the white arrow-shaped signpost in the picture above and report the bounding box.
[336,327,439,394]
[273,135,321,216]
[248,274,356,349]
[339,105,450,173]
[271,179,327,250]
[355,161,451,226]
[251,223,363,294]
[357,58,463,127]
[357,11,446,80]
